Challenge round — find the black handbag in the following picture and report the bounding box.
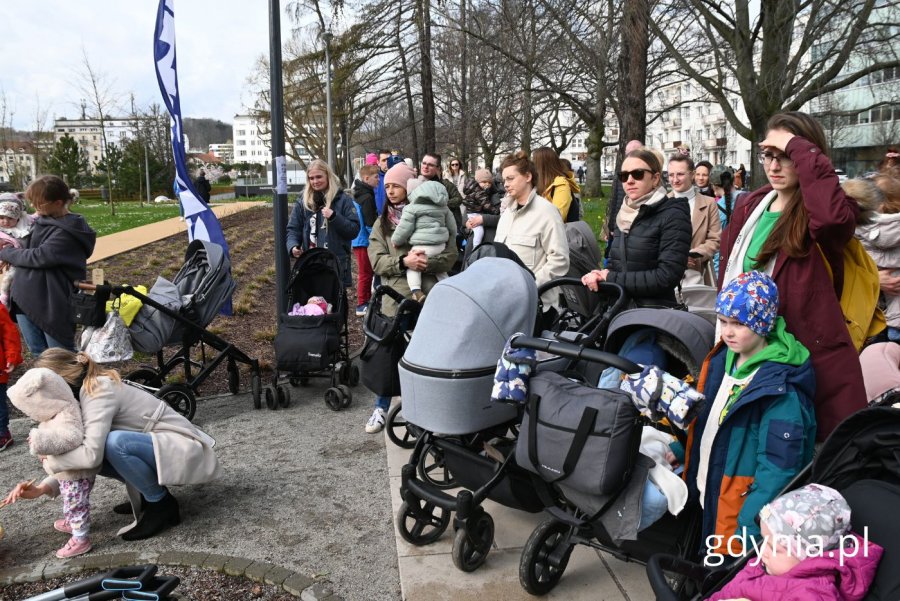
[71,287,111,327]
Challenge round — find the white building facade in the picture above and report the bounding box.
[232,114,272,165]
[53,117,144,172]
[0,142,37,186]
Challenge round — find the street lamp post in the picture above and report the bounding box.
[323,29,336,171]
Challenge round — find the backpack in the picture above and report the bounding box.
[818,239,886,351]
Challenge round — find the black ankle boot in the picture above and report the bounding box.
[120,493,181,541]
[113,494,144,515]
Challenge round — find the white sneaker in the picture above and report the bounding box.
[365,408,386,433]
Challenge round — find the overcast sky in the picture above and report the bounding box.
[0,1,297,130]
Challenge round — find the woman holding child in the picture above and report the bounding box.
[364,162,458,434]
[5,350,220,549]
[718,111,866,441]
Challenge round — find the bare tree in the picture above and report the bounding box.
[650,0,900,187]
[77,48,121,214]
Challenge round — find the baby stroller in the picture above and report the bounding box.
[395,259,631,573]
[74,240,261,421]
[512,308,716,595]
[272,247,358,411]
[647,401,900,601]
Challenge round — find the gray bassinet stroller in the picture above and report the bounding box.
[75,240,261,421]
[512,308,715,595]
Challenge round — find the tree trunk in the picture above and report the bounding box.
[417,0,436,154]
[397,4,420,162]
[521,84,533,154]
[617,0,649,157]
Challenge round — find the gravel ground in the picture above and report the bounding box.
[0,383,401,600]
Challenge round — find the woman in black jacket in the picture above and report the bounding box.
[582,148,691,306]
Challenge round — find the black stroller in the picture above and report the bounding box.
[271,247,358,411]
[648,399,900,601]
[511,308,716,595]
[74,240,262,421]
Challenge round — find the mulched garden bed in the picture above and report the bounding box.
[0,565,296,600]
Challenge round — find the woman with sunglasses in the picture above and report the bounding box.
[582,147,692,307]
[718,111,866,441]
[445,157,469,197]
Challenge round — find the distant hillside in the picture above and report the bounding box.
[183,118,231,149]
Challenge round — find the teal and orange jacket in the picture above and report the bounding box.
[683,318,816,554]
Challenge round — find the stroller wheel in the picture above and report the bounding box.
[386,403,420,449]
[325,387,342,411]
[347,362,360,387]
[125,367,163,388]
[265,386,278,410]
[156,384,197,422]
[451,512,494,572]
[337,385,352,408]
[277,384,291,408]
[417,442,458,489]
[397,499,450,546]
[335,361,348,385]
[227,365,240,395]
[519,518,574,596]
[251,374,262,409]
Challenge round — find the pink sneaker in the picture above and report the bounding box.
[56,536,92,559]
[53,519,72,534]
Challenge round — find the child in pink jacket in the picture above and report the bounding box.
[710,483,883,601]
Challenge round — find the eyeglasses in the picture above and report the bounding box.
[421,161,438,168]
[758,151,794,168]
[450,163,460,167]
[618,168,656,183]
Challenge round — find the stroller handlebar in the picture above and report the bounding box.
[511,335,641,374]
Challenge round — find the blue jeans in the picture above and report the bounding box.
[597,328,669,389]
[16,313,73,355]
[888,326,900,342]
[103,431,167,502]
[0,384,7,434]
[375,395,391,412]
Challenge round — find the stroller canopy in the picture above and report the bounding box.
[604,308,715,378]
[286,248,345,313]
[173,239,236,329]
[404,257,537,372]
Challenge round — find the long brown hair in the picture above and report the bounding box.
[532,147,567,195]
[753,111,830,268]
[34,349,121,396]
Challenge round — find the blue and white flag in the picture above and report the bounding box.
[154,0,232,314]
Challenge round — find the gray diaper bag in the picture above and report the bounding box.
[516,371,642,497]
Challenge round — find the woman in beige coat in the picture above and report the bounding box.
[4,349,220,541]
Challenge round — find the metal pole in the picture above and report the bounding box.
[144,142,151,205]
[323,30,335,170]
[270,0,289,317]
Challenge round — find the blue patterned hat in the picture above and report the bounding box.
[716,271,779,337]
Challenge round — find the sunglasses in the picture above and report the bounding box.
[617,168,656,183]
[450,163,460,167]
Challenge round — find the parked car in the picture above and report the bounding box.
[601,170,614,180]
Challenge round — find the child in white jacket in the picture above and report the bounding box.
[8,368,98,558]
[849,175,900,341]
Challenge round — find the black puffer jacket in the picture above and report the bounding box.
[606,195,691,304]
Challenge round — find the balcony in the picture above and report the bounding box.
[703,137,727,149]
[664,117,682,128]
[664,140,684,150]
[704,113,726,125]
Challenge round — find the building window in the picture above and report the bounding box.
[239,150,247,157]
[238,129,246,136]
[858,110,870,124]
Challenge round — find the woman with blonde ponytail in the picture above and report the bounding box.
[4,349,220,541]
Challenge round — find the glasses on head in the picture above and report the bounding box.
[421,161,438,168]
[758,151,794,168]
[618,168,656,183]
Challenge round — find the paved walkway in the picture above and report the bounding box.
[383,406,652,601]
[87,201,267,263]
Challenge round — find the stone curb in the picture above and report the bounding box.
[0,552,341,600]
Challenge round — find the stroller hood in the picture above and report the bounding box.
[404,257,537,371]
[286,247,346,315]
[604,309,715,378]
[172,239,236,330]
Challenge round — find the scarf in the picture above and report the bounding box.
[387,200,407,227]
[616,186,668,234]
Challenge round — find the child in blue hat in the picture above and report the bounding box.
[682,271,817,562]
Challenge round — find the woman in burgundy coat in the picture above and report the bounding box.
[718,112,866,441]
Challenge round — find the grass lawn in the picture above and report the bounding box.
[581,183,611,253]
[74,197,261,237]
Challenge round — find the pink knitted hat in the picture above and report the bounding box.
[384,163,417,189]
[365,153,378,165]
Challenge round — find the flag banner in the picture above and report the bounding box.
[154,0,233,314]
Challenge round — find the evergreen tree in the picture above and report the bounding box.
[45,134,89,186]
